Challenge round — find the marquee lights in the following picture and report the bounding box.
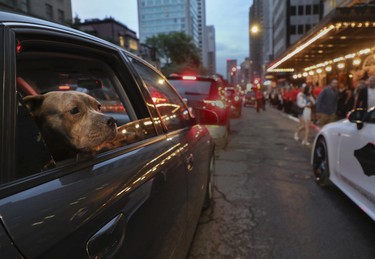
[269,21,375,74]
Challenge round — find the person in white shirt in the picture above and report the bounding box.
[294,84,315,146]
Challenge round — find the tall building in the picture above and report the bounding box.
[0,0,72,25]
[206,25,216,75]
[272,0,322,60]
[249,0,273,81]
[137,0,208,67]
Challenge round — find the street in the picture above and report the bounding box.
[188,105,375,259]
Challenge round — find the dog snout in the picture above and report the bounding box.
[107,117,117,128]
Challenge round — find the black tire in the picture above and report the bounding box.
[312,137,331,186]
[203,155,215,210]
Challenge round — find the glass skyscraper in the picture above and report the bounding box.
[138,0,208,66]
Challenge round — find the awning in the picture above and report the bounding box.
[267,5,375,74]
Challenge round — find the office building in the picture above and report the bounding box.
[138,0,208,67]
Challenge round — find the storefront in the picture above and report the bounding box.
[267,4,375,89]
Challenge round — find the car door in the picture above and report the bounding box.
[127,53,214,257]
[337,110,375,211]
[0,24,188,258]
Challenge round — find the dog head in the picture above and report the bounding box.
[23,91,117,161]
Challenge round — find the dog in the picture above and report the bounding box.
[23,91,118,162]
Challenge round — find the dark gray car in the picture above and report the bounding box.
[0,11,214,259]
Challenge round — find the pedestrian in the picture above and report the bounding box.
[315,79,338,127]
[354,75,375,110]
[294,84,315,145]
[255,87,264,112]
[336,82,354,119]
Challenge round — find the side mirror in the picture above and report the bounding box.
[348,108,367,130]
[193,108,219,125]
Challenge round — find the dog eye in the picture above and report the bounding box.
[70,107,80,115]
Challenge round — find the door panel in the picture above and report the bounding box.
[0,138,188,258]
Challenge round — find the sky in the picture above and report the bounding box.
[71,0,253,76]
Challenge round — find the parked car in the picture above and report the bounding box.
[311,108,375,221]
[224,86,243,118]
[244,91,256,107]
[0,11,215,258]
[167,74,231,148]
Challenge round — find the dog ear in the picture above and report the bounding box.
[23,95,45,115]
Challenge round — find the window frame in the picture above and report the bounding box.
[0,25,161,196]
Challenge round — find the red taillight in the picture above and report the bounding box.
[58,85,71,90]
[16,42,22,54]
[182,76,197,80]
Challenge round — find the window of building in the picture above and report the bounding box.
[305,24,311,32]
[305,5,312,15]
[290,25,297,35]
[298,24,304,34]
[45,4,53,20]
[298,5,304,15]
[291,6,298,16]
[313,4,319,14]
[57,9,64,24]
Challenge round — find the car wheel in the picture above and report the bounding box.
[203,155,215,210]
[312,137,331,186]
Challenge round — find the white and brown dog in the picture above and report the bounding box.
[23,91,118,162]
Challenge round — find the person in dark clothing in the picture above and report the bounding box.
[337,82,354,119]
[355,76,375,110]
[315,79,338,127]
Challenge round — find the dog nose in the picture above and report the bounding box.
[107,117,117,127]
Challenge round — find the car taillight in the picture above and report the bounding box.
[182,76,197,80]
[58,85,71,90]
[203,99,226,109]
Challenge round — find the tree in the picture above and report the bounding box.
[145,32,202,75]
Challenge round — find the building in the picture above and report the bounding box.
[249,0,273,82]
[206,25,216,75]
[226,59,237,84]
[74,17,140,55]
[272,0,322,61]
[268,0,375,88]
[0,0,72,25]
[137,0,208,67]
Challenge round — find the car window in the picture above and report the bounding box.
[9,37,157,181]
[169,79,212,98]
[128,56,192,132]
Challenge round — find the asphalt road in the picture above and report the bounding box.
[188,105,375,259]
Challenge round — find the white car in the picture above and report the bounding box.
[311,108,375,221]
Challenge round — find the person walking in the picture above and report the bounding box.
[315,79,338,127]
[294,84,315,145]
[355,75,375,110]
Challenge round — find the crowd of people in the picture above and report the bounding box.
[268,75,375,146]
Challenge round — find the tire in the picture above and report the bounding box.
[312,137,331,186]
[203,154,215,210]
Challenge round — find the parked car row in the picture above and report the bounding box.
[0,11,215,258]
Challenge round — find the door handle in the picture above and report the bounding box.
[186,153,194,171]
[86,213,126,259]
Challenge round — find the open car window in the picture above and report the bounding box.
[8,37,158,183]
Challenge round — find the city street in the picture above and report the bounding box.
[188,105,375,259]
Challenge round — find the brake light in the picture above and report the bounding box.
[203,100,226,109]
[58,85,71,90]
[182,76,197,80]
